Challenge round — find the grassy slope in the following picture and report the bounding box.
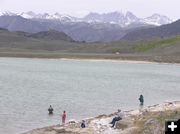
[0,29,180,62]
[0,29,180,54]
[133,36,180,52]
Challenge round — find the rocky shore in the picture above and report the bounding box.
[24,101,180,134]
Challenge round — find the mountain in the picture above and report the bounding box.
[0,11,174,42]
[0,15,129,42]
[20,11,77,22]
[83,12,139,27]
[0,28,80,51]
[142,14,172,26]
[0,11,17,16]
[59,22,129,42]
[28,30,74,41]
[0,27,8,31]
[82,12,172,26]
[0,11,172,27]
[0,15,48,33]
[122,19,180,40]
[0,28,74,42]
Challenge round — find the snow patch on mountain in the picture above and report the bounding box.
[0,11,17,16]
[0,11,173,26]
[19,11,76,22]
[82,11,173,27]
[142,14,172,26]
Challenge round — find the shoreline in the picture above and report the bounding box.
[24,101,180,134]
[0,52,180,65]
[0,56,157,64]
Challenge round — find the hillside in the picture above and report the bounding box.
[0,28,180,63]
[122,19,180,41]
[0,16,48,33]
[27,30,74,41]
[0,28,80,51]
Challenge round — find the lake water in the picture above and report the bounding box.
[0,58,180,134]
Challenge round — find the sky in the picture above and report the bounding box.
[0,0,179,20]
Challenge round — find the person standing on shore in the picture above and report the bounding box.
[62,111,66,124]
[139,94,144,106]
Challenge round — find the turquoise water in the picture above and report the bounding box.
[0,58,180,134]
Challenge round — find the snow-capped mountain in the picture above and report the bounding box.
[83,12,127,23]
[125,12,139,25]
[83,11,140,27]
[0,11,17,16]
[0,11,173,27]
[19,11,36,19]
[0,11,178,42]
[19,11,77,22]
[82,12,173,26]
[142,14,172,26]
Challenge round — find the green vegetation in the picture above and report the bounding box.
[134,36,180,52]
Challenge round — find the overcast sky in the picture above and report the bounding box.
[0,0,179,19]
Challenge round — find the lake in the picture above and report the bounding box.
[0,58,179,134]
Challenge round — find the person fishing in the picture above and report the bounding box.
[48,105,54,114]
[62,111,66,124]
[139,94,144,105]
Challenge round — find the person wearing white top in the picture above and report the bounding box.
[110,109,123,128]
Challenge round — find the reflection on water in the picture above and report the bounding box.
[0,58,180,134]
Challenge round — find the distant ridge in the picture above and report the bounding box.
[122,19,180,41]
[0,11,173,26]
[83,12,172,26]
[0,28,80,51]
[28,30,74,41]
[0,15,48,33]
[0,11,177,42]
[0,28,74,43]
[0,27,8,31]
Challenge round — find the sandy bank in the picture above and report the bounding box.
[24,101,180,134]
[1,55,180,66]
[0,51,180,64]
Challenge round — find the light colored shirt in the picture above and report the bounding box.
[117,111,124,118]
